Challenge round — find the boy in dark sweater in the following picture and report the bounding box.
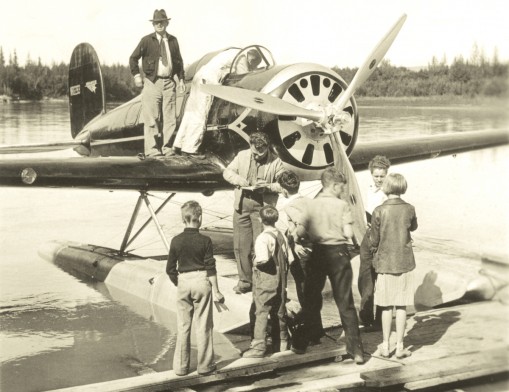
[166,200,224,376]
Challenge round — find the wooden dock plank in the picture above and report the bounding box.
[49,295,509,392]
[361,347,508,388]
[404,364,509,391]
[48,340,346,392]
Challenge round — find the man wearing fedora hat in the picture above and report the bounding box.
[130,9,186,157]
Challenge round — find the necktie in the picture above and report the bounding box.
[160,38,168,67]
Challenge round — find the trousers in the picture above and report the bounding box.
[141,77,176,153]
[251,267,288,350]
[358,229,381,325]
[289,248,324,340]
[233,197,263,289]
[173,271,215,375]
[303,244,363,356]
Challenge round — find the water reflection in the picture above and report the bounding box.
[358,104,509,142]
[0,101,70,145]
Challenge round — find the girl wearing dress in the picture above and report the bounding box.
[369,173,418,359]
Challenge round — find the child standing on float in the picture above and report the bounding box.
[369,173,418,359]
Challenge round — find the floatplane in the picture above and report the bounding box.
[0,14,507,336]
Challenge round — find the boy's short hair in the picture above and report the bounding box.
[249,132,269,150]
[260,205,279,226]
[181,200,202,223]
[321,167,347,188]
[382,173,408,195]
[368,155,391,173]
[278,170,300,195]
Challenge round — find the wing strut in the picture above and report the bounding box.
[119,191,176,255]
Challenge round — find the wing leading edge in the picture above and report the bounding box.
[0,130,506,191]
[0,155,229,192]
[350,130,508,171]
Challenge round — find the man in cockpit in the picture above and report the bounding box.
[169,49,262,157]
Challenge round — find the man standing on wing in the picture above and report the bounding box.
[129,9,186,157]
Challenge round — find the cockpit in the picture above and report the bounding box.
[229,45,275,75]
[184,45,275,82]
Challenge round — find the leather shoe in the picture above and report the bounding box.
[182,151,205,159]
[378,342,390,358]
[396,347,412,359]
[164,147,181,156]
[353,352,365,364]
[198,365,216,375]
[233,285,251,294]
[291,345,306,355]
[309,338,321,346]
[146,148,162,157]
[242,348,265,358]
[340,352,364,364]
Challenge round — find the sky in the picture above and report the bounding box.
[1,0,508,69]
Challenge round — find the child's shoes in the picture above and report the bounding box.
[379,342,390,358]
[242,347,266,358]
[396,347,412,359]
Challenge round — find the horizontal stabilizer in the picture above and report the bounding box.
[0,140,85,154]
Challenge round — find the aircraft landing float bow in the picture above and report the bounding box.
[0,14,507,332]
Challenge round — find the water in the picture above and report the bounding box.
[1,100,508,391]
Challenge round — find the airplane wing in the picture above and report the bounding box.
[0,155,229,191]
[350,130,508,170]
[0,130,506,190]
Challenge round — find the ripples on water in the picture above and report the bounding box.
[0,100,508,391]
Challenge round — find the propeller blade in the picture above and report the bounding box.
[200,84,324,122]
[333,14,407,111]
[0,140,85,154]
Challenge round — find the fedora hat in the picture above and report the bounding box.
[150,9,171,22]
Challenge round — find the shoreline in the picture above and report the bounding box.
[2,94,508,107]
[356,95,509,107]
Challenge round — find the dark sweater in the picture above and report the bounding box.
[166,228,216,286]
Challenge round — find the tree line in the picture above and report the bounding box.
[1,46,507,102]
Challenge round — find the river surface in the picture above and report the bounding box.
[0,100,508,391]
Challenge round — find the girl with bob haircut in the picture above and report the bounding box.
[382,172,407,195]
[369,173,417,359]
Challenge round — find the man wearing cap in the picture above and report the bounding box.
[129,9,186,157]
[223,132,285,294]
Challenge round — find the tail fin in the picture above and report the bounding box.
[68,43,106,138]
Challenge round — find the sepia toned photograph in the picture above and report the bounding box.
[1,1,508,391]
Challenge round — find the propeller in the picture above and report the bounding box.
[331,14,407,114]
[200,84,324,123]
[201,14,407,134]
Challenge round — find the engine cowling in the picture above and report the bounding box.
[207,63,359,181]
[260,65,359,180]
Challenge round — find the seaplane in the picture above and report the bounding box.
[0,14,507,334]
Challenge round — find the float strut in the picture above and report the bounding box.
[119,191,175,255]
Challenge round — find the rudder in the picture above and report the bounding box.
[68,43,106,138]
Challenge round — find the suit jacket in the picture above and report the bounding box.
[223,149,285,211]
[369,198,418,274]
[129,32,184,83]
